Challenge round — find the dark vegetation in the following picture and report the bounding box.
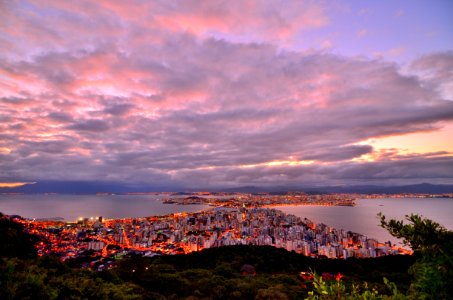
[111,246,414,299]
[0,211,451,299]
[0,212,38,259]
[379,213,453,299]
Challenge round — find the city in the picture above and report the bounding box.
[1,0,452,298]
[16,197,412,272]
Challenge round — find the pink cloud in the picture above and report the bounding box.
[356,28,368,38]
[147,0,329,40]
[0,1,453,186]
[2,0,329,57]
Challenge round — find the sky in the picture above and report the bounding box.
[1,0,453,189]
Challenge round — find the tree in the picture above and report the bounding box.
[305,271,407,300]
[0,213,38,258]
[379,213,453,299]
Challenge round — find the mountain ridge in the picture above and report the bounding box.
[1,181,453,194]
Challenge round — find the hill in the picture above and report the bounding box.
[2,181,453,194]
[0,213,416,299]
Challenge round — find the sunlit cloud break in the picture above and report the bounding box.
[0,182,36,188]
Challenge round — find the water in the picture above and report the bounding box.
[0,194,210,221]
[274,197,453,247]
[1,195,452,246]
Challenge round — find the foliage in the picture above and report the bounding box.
[0,257,143,300]
[378,213,449,252]
[3,211,452,299]
[0,213,38,258]
[379,213,453,299]
[110,246,415,299]
[305,272,407,300]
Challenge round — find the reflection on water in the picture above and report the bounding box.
[0,194,210,221]
[274,198,453,246]
[1,195,452,247]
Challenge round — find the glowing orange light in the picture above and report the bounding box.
[240,160,315,168]
[0,182,36,188]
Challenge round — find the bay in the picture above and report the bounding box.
[274,197,453,246]
[0,194,210,221]
[1,195,452,247]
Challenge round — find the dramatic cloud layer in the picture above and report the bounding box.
[1,1,453,188]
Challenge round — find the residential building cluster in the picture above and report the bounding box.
[163,193,357,207]
[19,207,410,270]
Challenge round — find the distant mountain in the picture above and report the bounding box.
[0,181,179,194]
[1,181,453,194]
[217,183,453,194]
[217,185,327,194]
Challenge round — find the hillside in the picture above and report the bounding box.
[1,213,452,299]
[1,213,415,299]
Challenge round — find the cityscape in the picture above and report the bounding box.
[1,0,453,298]
[11,192,429,272]
[4,190,453,271]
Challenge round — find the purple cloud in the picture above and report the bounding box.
[0,1,452,187]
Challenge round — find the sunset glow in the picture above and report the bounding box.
[240,160,316,169]
[367,123,453,155]
[1,1,452,188]
[0,182,36,188]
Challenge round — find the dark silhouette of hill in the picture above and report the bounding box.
[220,183,453,194]
[0,213,38,258]
[2,181,453,194]
[0,181,181,194]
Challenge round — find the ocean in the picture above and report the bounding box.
[273,197,453,247]
[0,194,211,221]
[1,194,452,246]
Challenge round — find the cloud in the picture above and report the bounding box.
[388,47,405,57]
[103,103,135,116]
[0,0,329,58]
[167,154,453,187]
[66,119,110,132]
[302,145,374,162]
[47,112,74,123]
[0,1,452,187]
[409,51,453,99]
[358,8,371,16]
[327,155,453,183]
[321,40,333,49]
[357,28,368,38]
[0,182,36,188]
[395,10,405,17]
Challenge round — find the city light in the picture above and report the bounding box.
[18,193,415,270]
